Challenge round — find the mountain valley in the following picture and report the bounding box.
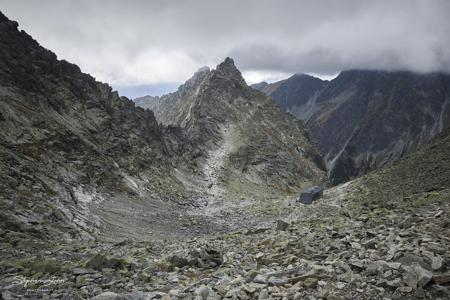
[0,10,449,300]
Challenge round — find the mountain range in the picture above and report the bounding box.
[253,70,450,183]
[135,58,326,196]
[1,10,450,300]
[0,11,324,241]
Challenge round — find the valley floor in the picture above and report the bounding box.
[1,181,450,300]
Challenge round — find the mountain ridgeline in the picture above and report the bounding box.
[254,70,450,184]
[135,58,326,196]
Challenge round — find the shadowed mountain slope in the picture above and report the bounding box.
[257,70,450,184]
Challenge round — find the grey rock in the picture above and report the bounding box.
[258,289,269,299]
[253,274,267,284]
[431,255,443,270]
[195,285,210,300]
[73,267,97,275]
[403,264,433,289]
[91,292,129,300]
[276,220,289,231]
[397,253,429,270]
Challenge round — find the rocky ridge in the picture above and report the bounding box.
[136,58,326,198]
[0,11,193,241]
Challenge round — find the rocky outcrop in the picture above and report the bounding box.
[257,70,450,184]
[136,58,327,196]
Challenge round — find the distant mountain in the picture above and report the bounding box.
[133,94,159,110]
[255,74,327,121]
[136,58,327,196]
[249,81,268,91]
[257,70,450,184]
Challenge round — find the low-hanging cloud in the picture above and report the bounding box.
[1,0,449,96]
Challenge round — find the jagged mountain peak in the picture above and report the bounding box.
[136,57,326,195]
[212,57,246,85]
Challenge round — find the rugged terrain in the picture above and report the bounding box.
[256,70,450,184]
[2,126,449,300]
[0,10,327,245]
[1,10,450,300]
[135,58,326,197]
[0,10,204,242]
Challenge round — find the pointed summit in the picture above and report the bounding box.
[214,57,246,84]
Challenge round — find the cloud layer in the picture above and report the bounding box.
[1,0,449,96]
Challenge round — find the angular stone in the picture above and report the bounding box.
[195,285,210,300]
[73,267,96,275]
[363,238,377,249]
[365,264,378,276]
[403,264,433,289]
[397,253,429,269]
[268,277,287,286]
[304,277,319,288]
[349,259,364,271]
[276,220,289,231]
[386,278,402,287]
[258,289,269,299]
[85,254,126,271]
[396,286,413,293]
[432,273,450,285]
[91,292,129,300]
[431,256,443,270]
[253,274,267,284]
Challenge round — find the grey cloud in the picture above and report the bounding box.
[0,0,449,96]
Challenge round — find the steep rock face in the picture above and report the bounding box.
[257,70,450,184]
[309,70,450,184]
[136,58,326,195]
[0,12,184,240]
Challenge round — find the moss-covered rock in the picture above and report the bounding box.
[85,254,126,271]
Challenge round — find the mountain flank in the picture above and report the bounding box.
[256,70,450,184]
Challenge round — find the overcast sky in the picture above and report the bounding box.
[1,0,449,98]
